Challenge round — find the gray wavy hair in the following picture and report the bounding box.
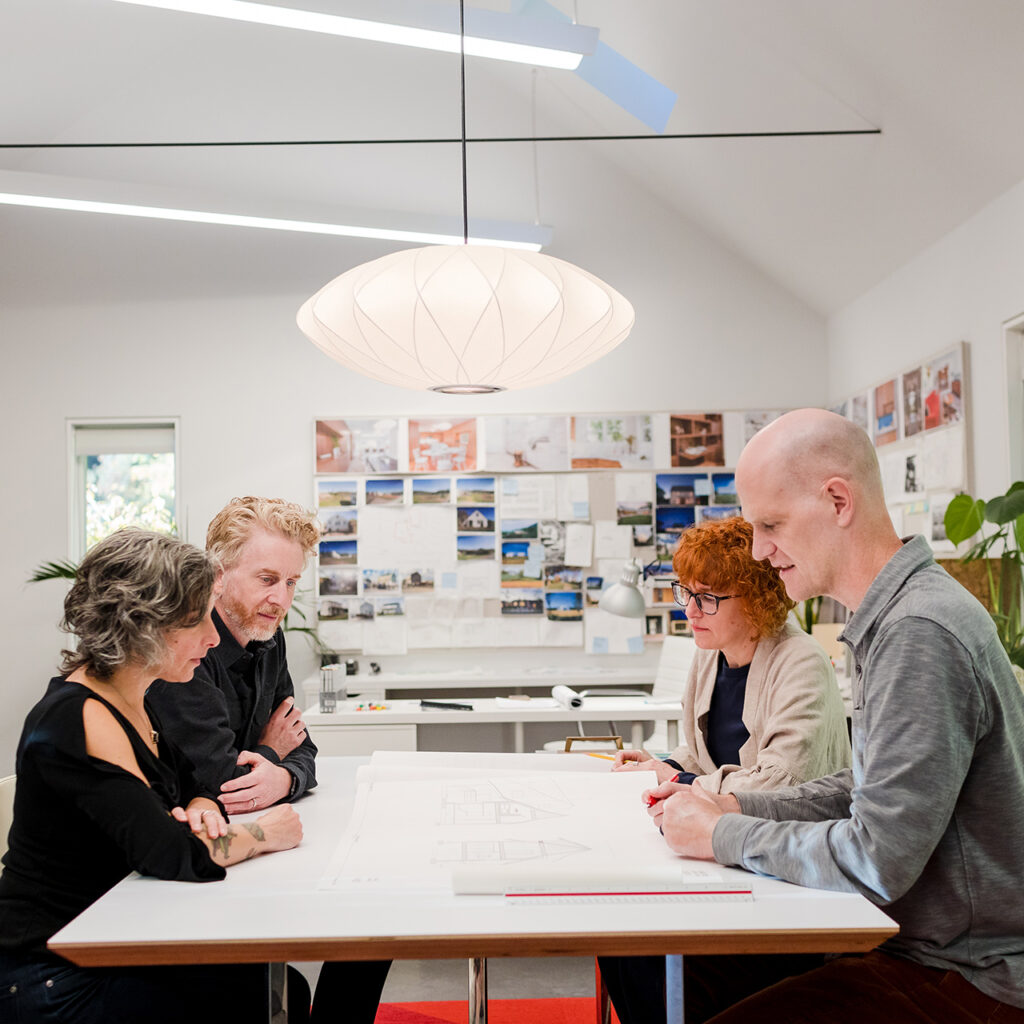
[60,529,218,681]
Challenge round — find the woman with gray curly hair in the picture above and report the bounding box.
[0,529,307,1023]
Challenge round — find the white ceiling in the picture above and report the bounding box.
[3,0,1024,315]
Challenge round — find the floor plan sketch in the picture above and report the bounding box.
[438,778,572,826]
[433,837,589,865]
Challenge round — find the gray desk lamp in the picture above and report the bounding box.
[598,559,647,618]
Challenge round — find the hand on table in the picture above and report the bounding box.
[173,799,228,839]
[219,752,292,814]
[612,749,681,783]
[257,697,307,760]
[648,780,740,860]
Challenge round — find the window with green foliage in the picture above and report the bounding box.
[71,422,178,557]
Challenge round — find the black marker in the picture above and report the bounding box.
[419,699,473,711]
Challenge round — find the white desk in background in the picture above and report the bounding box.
[49,757,897,1024]
[300,664,658,705]
[304,695,683,754]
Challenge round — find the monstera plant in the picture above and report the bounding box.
[944,482,1024,672]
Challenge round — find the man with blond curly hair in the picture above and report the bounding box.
[148,496,320,813]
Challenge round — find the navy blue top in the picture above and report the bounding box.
[665,651,750,784]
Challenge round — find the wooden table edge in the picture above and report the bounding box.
[50,925,897,966]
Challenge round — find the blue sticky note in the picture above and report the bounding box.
[503,477,520,495]
[627,635,645,654]
[572,501,590,519]
[441,572,458,589]
[591,637,609,654]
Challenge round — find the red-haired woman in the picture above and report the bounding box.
[614,515,850,792]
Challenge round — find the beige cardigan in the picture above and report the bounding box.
[665,620,851,794]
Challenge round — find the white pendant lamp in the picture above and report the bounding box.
[297,244,633,394]
[598,560,647,618]
[297,1,634,394]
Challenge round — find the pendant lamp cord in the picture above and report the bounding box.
[459,0,469,245]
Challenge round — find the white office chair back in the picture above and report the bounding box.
[651,636,697,702]
[0,774,15,860]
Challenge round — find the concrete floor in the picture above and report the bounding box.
[295,955,596,1003]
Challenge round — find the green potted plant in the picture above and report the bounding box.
[944,482,1024,678]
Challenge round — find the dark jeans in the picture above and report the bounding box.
[310,959,391,1024]
[0,951,310,1024]
[598,951,825,1024]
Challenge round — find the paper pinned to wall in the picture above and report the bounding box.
[501,474,558,518]
[457,561,500,595]
[921,426,964,491]
[594,521,632,559]
[615,472,653,504]
[362,617,407,656]
[406,621,454,649]
[359,505,454,565]
[557,474,591,520]
[539,619,584,647]
[584,607,644,655]
[564,523,594,567]
[318,618,363,652]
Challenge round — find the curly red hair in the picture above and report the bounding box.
[671,516,793,638]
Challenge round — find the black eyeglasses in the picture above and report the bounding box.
[671,584,737,615]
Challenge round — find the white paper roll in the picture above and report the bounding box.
[551,684,583,709]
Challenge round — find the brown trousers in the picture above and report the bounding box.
[709,950,1024,1024]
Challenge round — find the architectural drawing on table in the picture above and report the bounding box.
[432,837,589,865]
[438,779,572,827]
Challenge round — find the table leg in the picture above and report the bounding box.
[667,720,679,749]
[630,721,644,748]
[468,956,488,1024]
[514,721,525,753]
[665,954,684,1023]
[269,961,288,1023]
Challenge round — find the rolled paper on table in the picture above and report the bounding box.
[552,684,583,709]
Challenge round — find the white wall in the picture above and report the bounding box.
[828,178,1024,500]
[0,156,827,773]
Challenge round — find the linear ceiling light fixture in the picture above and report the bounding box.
[109,0,598,70]
[296,0,633,395]
[0,191,546,249]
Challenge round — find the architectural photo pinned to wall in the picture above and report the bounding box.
[457,506,495,532]
[585,576,604,606]
[902,368,924,437]
[656,506,697,536]
[632,524,653,547]
[699,505,741,523]
[712,473,738,504]
[928,492,957,552]
[401,569,434,592]
[318,478,358,506]
[315,418,399,474]
[484,414,569,472]
[923,346,964,430]
[850,392,871,433]
[546,591,583,622]
[742,410,785,443]
[457,534,496,561]
[412,478,451,504]
[500,542,544,588]
[570,414,653,469]
[669,413,724,467]
[365,478,405,505]
[318,506,357,538]
[319,567,358,598]
[457,477,495,503]
[409,417,477,473]
[501,589,544,615]
[873,378,900,446]
[362,568,399,593]
[656,473,710,506]
[501,518,538,539]
[537,519,566,563]
[320,539,357,565]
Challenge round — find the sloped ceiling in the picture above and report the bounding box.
[3,0,1024,315]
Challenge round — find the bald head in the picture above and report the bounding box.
[738,408,885,513]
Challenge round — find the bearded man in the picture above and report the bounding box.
[148,496,319,814]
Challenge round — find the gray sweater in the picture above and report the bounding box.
[712,536,1024,1009]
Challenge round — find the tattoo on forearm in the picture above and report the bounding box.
[211,828,237,859]
[243,822,266,843]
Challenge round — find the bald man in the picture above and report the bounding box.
[646,409,1024,1022]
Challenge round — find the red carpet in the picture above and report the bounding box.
[375,997,611,1024]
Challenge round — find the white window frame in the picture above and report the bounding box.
[67,417,182,560]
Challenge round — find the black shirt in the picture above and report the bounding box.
[0,678,224,956]
[666,652,751,785]
[147,609,317,800]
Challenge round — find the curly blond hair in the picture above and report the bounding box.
[60,529,217,680]
[672,516,793,638]
[206,496,320,570]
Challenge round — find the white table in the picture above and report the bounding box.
[305,696,684,754]
[302,664,658,704]
[50,758,898,1023]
